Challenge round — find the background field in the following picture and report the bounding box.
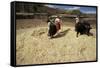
[16,18,96,65]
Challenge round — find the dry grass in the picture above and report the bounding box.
[16,25,96,65]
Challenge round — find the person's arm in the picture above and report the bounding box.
[59,18,62,26]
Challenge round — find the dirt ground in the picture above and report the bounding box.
[16,19,97,65]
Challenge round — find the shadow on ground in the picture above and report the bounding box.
[53,28,71,38]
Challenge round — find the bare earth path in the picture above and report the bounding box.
[16,26,96,65]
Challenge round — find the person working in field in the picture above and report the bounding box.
[54,16,62,34]
[47,16,57,38]
[47,16,62,38]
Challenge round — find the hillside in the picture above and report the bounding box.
[16,2,64,14]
